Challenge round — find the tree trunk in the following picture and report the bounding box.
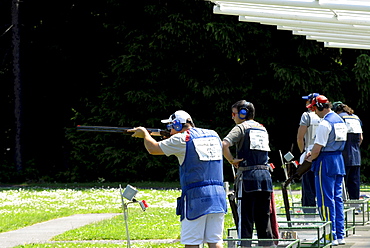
[12,0,23,171]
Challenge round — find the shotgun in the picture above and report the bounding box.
[228,192,239,228]
[77,125,170,139]
[281,160,312,226]
[282,160,312,189]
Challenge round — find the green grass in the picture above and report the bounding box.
[0,182,304,248]
[0,186,122,233]
[15,243,185,247]
[4,181,370,247]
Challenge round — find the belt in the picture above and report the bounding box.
[234,165,271,198]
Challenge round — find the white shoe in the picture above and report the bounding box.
[338,239,346,245]
[332,240,339,246]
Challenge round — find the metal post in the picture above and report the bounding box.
[119,185,148,248]
[123,203,131,248]
[12,0,23,172]
[120,186,132,248]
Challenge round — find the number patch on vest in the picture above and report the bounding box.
[193,137,222,161]
[334,123,347,141]
[249,130,271,151]
[345,119,362,133]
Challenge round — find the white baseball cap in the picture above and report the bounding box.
[161,110,192,124]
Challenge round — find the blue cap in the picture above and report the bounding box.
[302,93,320,100]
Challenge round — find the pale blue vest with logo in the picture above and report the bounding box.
[321,112,346,152]
[338,112,362,166]
[312,112,346,175]
[177,128,227,221]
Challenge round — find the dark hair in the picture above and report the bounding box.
[232,100,255,120]
[334,103,354,114]
[184,119,195,128]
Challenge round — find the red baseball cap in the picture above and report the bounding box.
[306,95,329,109]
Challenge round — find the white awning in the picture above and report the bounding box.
[209,0,370,50]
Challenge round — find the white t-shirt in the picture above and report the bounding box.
[159,132,187,164]
[314,119,331,147]
[299,111,322,149]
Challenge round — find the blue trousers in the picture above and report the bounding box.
[345,166,360,200]
[315,162,345,240]
[301,170,316,213]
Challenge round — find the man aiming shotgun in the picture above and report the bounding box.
[128,110,227,248]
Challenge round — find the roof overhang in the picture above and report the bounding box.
[209,0,370,50]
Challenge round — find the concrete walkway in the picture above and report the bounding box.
[342,224,370,248]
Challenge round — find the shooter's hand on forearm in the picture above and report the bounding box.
[128,127,149,139]
[128,127,164,155]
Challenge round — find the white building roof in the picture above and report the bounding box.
[209,0,370,49]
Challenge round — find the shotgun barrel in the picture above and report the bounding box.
[77,125,170,138]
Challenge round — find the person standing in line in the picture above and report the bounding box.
[306,95,347,246]
[128,110,227,248]
[332,102,363,203]
[297,93,321,213]
[222,100,273,248]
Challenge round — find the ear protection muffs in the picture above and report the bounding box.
[314,97,326,111]
[238,101,250,119]
[172,119,183,131]
[316,102,324,111]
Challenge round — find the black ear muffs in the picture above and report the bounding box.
[316,102,324,111]
[172,119,183,131]
[314,97,327,111]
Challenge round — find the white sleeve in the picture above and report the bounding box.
[159,132,187,164]
[314,120,332,147]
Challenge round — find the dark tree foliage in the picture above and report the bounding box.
[1,0,369,183]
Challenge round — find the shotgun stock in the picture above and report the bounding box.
[227,192,239,227]
[282,160,312,189]
[281,183,292,226]
[281,160,312,225]
[77,125,170,139]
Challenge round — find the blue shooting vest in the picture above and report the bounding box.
[321,112,346,152]
[237,122,269,166]
[339,112,362,166]
[178,128,227,221]
[312,112,346,176]
[237,121,272,192]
